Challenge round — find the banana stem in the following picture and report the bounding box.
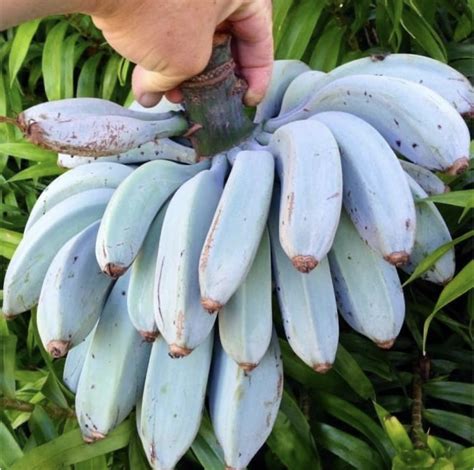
[181,34,255,157]
[0,397,76,419]
[411,355,430,449]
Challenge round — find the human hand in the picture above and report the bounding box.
[91,0,273,107]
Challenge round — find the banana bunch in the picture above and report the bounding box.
[2,52,472,469]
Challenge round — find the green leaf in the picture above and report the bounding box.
[392,449,436,469]
[309,20,347,72]
[314,392,394,463]
[267,391,321,470]
[450,447,474,469]
[424,381,474,406]
[8,162,65,182]
[423,261,474,353]
[423,409,474,443]
[0,334,17,398]
[401,8,447,62]
[41,372,69,409]
[0,227,22,246]
[0,421,24,467]
[77,53,103,98]
[373,402,413,452]
[128,428,150,470]
[333,345,376,400]
[62,33,80,99]
[191,412,225,470]
[101,54,121,101]
[273,0,295,49]
[8,19,41,87]
[75,454,109,469]
[42,21,69,100]
[313,423,384,470]
[403,230,474,286]
[427,435,447,459]
[0,142,57,163]
[424,190,474,208]
[11,419,132,469]
[29,405,58,445]
[276,0,326,60]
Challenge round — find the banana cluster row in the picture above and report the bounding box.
[2,53,472,469]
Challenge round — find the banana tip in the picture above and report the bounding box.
[139,330,159,343]
[47,340,70,358]
[201,298,222,314]
[239,362,258,372]
[446,157,469,176]
[313,363,333,374]
[169,344,193,358]
[103,263,128,278]
[384,251,409,267]
[83,430,106,443]
[376,339,396,350]
[2,312,17,321]
[292,255,318,273]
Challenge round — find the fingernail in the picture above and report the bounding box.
[243,90,262,107]
[137,92,163,108]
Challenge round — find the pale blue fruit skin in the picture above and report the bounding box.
[63,331,94,394]
[401,175,455,285]
[76,272,151,442]
[292,53,474,115]
[3,188,114,316]
[218,229,273,370]
[139,333,213,470]
[400,161,448,196]
[25,162,132,232]
[37,221,114,354]
[254,60,310,123]
[265,75,470,173]
[311,111,416,263]
[269,119,342,270]
[199,150,275,310]
[209,331,283,469]
[155,161,226,353]
[269,193,338,372]
[328,212,405,348]
[96,159,210,276]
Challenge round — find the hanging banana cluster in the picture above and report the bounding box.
[2,53,473,469]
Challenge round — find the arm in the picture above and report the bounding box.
[1,0,273,106]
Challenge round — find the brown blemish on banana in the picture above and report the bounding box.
[199,207,222,272]
[83,430,106,443]
[103,263,127,279]
[239,362,257,372]
[292,255,318,273]
[286,192,295,224]
[446,157,469,176]
[313,363,332,374]
[376,339,396,350]
[169,344,193,358]
[384,251,409,267]
[3,312,17,321]
[175,310,185,341]
[47,340,70,358]
[201,298,222,314]
[139,330,159,343]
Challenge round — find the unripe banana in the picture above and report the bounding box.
[401,175,455,284]
[268,191,338,372]
[209,331,283,470]
[155,156,227,356]
[20,113,188,156]
[269,120,342,273]
[328,211,405,349]
[400,161,449,196]
[254,60,310,123]
[199,150,274,313]
[218,229,272,371]
[37,222,114,358]
[311,112,416,266]
[96,159,210,278]
[63,330,93,393]
[266,75,471,175]
[278,70,327,115]
[25,162,132,231]
[128,203,169,342]
[296,53,474,115]
[57,138,197,169]
[2,188,114,317]
[76,272,151,442]
[139,333,213,470]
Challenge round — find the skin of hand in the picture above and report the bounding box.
[90,0,273,107]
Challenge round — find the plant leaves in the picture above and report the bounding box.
[423,409,474,443]
[0,421,24,468]
[424,381,474,406]
[7,162,65,182]
[0,334,17,398]
[424,190,474,208]
[0,142,57,163]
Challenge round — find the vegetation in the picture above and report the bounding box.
[0,0,473,468]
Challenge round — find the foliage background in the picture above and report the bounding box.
[0,0,473,468]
